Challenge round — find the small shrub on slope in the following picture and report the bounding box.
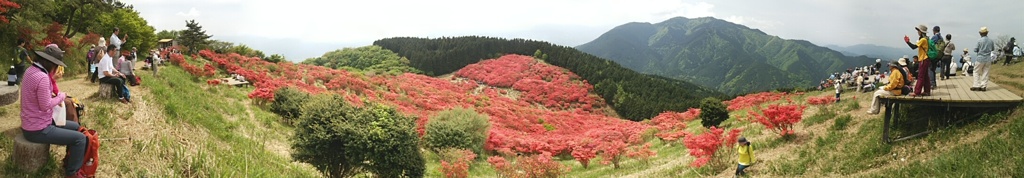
[423,107,491,155]
[291,95,424,177]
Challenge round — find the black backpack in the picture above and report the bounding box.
[896,68,912,95]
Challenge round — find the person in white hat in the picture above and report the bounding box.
[960,49,972,76]
[972,27,995,91]
[869,61,908,114]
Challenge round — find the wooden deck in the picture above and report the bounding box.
[878,75,1023,143]
[880,76,1023,104]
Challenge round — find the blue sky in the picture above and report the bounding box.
[132,0,1024,61]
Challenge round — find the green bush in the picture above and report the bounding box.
[423,108,491,155]
[291,95,425,177]
[269,87,310,123]
[699,97,729,128]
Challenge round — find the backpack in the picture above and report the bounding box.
[1014,46,1022,57]
[926,38,943,61]
[896,67,912,95]
[64,126,99,177]
[87,49,98,64]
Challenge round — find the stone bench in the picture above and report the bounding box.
[14,133,50,173]
[0,85,18,106]
[98,83,116,98]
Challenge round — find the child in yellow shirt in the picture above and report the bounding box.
[736,137,755,176]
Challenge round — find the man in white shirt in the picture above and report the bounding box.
[110,27,127,58]
[98,45,130,103]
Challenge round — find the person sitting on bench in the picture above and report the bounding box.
[98,45,131,104]
[20,44,88,178]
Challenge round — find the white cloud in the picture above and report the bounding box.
[724,15,782,30]
[175,7,201,17]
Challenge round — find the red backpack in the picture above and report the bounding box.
[65,127,100,177]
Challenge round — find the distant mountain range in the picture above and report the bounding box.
[576,17,875,95]
[825,44,909,60]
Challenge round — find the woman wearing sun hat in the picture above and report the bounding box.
[904,25,931,96]
[869,60,907,114]
[20,44,88,178]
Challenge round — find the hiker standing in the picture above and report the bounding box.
[972,27,995,91]
[1003,37,1016,65]
[109,27,127,59]
[904,25,931,96]
[735,137,755,177]
[869,61,907,114]
[929,26,942,87]
[941,34,956,80]
[15,38,31,85]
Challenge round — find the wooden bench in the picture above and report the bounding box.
[218,78,250,86]
[14,133,50,172]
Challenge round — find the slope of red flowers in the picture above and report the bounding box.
[185,51,649,157]
[724,92,787,111]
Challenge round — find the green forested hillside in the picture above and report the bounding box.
[373,36,725,121]
[577,17,875,95]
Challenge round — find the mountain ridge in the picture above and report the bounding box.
[577,17,875,95]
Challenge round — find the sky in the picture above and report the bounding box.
[131,0,1024,61]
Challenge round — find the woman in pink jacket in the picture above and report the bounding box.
[20,45,87,178]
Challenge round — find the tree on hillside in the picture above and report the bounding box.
[155,29,180,40]
[265,54,285,63]
[303,45,420,75]
[97,7,156,54]
[699,97,729,128]
[179,19,211,54]
[52,0,124,38]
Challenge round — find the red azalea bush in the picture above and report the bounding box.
[806,95,837,105]
[570,140,598,168]
[625,143,657,163]
[683,127,723,167]
[650,108,700,141]
[0,0,20,24]
[748,104,807,136]
[724,92,788,111]
[457,55,599,110]
[438,148,477,178]
[487,152,569,178]
[206,79,221,85]
[682,127,742,167]
[38,22,74,49]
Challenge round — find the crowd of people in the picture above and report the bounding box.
[865,25,1006,114]
[15,26,154,177]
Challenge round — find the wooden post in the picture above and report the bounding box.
[98,83,115,98]
[14,133,50,173]
[882,101,893,143]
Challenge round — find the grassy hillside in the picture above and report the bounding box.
[0,62,320,177]
[374,36,726,121]
[577,17,876,95]
[2,54,1021,177]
